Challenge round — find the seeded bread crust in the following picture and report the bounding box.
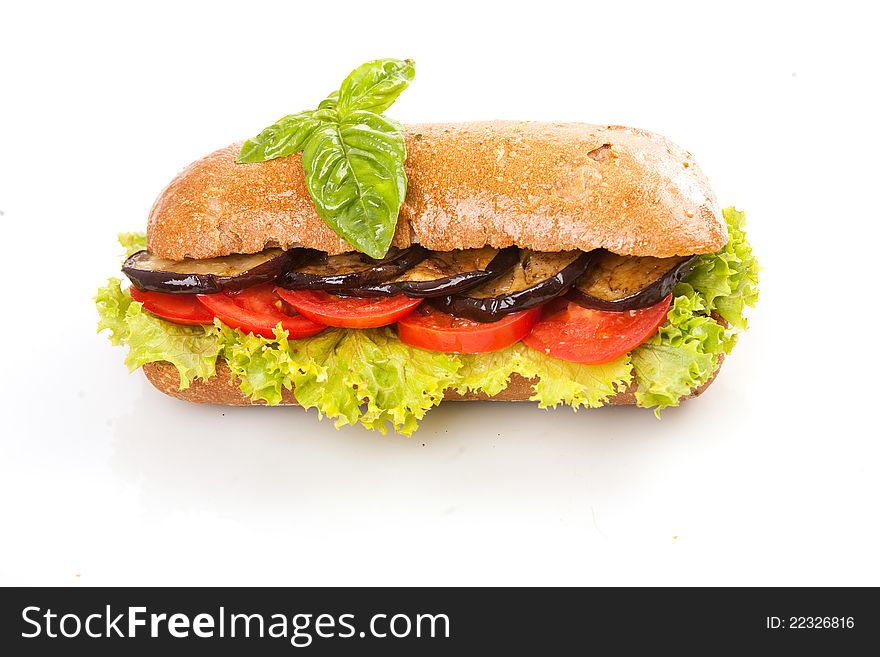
[147,122,726,260]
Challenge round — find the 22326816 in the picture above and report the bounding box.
[765,616,855,629]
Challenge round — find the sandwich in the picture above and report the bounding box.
[96,58,758,435]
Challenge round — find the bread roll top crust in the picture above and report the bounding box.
[147,121,726,260]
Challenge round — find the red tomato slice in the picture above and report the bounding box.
[522,295,672,364]
[197,284,326,338]
[397,305,541,354]
[130,287,214,325]
[275,289,422,329]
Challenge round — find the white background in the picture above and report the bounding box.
[1,1,878,586]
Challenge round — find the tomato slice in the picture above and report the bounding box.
[130,287,214,325]
[197,284,326,338]
[522,295,672,364]
[397,305,541,353]
[275,289,423,329]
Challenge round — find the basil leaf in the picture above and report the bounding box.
[337,58,415,115]
[237,111,326,163]
[301,111,406,258]
[236,58,415,257]
[318,91,338,111]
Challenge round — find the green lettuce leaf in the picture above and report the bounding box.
[96,278,219,389]
[216,326,460,435]
[677,207,759,330]
[118,232,147,257]
[455,347,526,398]
[632,295,726,412]
[527,350,632,410]
[218,323,298,405]
[95,277,133,346]
[457,343,632,410]
[632,206,759,412]
[124,304,220,389]
[289,328,460,435]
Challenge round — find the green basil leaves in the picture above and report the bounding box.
[236,111,326,163]
[336,59,416,114]
[237,59,415,258]
[302,112,407,260]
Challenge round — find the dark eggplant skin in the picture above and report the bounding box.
[122,248,306,294]
[350,246,520,298]
[566,253,698,312]
[276,245,429,291]
[431,250,598,322]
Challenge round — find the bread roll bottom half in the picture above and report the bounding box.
[142,359,722,408]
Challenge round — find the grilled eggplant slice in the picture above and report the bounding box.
[350,247,520,298]
[567,251,697,311]
[431,250,596,322]
[123,248,300,294]
[277,245,429,291]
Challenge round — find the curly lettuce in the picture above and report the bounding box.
[95,277,134,346]
[680,207,759,330]
[632,207,759,412]
[95,279,220,389]
[217,324,460,435]
[118,231,147,257]
[631,304,724,411]
[456,344,631,410]
[217,324,300,405]
[97,209,758,432]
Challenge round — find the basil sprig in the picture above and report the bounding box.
[237,59,415,258]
